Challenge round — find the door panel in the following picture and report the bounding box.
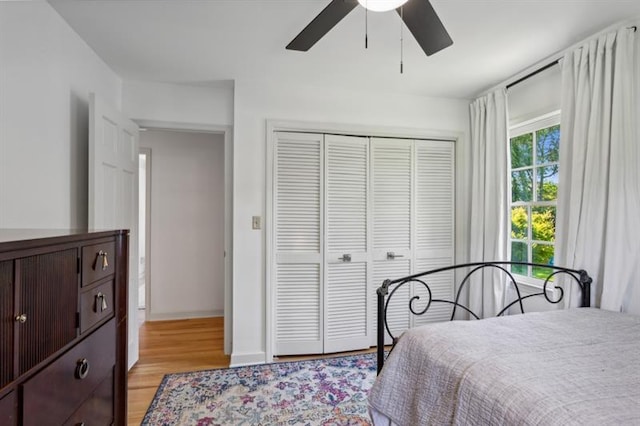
[89,93,139,369]
[325,262,368,352]
[372,259,411,345]
[371,138,413,345]
[413,140,455,326]
[274,132,323,355]
[275,263,322,354]
[324,135,369,353]
[0,261,14,389]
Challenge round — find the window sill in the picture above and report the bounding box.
[509,275,558,294]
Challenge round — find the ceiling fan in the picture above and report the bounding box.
[286,0,453,56]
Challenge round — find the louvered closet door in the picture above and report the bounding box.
[274,132,323,355]
[370,138,413,345]
[413,140,455,326]
[324,135,370,353]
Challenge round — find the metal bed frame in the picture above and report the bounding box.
[376,261,593,373]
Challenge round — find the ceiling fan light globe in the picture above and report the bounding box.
[357,0,409,12]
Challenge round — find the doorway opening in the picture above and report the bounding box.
[138,148,151,326]
[134,120,233,356]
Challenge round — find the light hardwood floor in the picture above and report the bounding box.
[127,317,229,425]
[127,317,376,425]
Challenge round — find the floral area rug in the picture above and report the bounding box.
[142,352,380,425]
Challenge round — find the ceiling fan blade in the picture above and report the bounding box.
[287,0,358,51]
[397,0,452,56]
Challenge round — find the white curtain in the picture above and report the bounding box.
[556,27,639,313]
[469,89,509,317]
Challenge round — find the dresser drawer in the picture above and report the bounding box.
[63,370,114,426]
[82,241,116,287]
[80,280,114,334]
[22,319,116,426]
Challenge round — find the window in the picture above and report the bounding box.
[509,113,560,280]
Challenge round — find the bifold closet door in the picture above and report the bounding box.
[412,140,455,326]
[274,132,323,355]
[324,135,370,353]
[370,138,413,345]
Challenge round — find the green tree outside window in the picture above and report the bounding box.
[509,121,559,280]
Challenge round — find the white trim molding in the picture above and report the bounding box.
[148,309,224,321]
[230,351,267,367]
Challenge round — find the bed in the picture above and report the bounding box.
[369,261,640,425]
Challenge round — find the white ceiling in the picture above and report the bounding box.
[49,0,640,99]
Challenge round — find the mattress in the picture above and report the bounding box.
[368,308,640,425]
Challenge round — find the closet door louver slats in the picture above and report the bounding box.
[324,135,370,353]
[413,140,455,326]
[371,138,413,345]
[372,141,412,251]
[276,264,321,341]
[276,139,322,253]
[372,259,411,344]
[274,133,323,355]
[272,132,455,355]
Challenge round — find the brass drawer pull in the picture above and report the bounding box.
[94,250,109,271]
[75,358,90,379]
[95,292,108,313]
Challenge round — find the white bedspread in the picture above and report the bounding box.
[368,308,640,426]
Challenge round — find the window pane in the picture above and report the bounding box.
[511,206,528,239]
[511,170,532,202]
[536,165,558,201]
[510,133,533,168]
[511,241,528,275]
[536,125,559,165]
[532,243,554,280]
[532,206,556,242]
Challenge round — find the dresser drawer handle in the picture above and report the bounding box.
[75,358,90,379]
[95,292,108,312]
[93,250,109,271]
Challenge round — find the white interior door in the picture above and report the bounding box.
[370,138,413,345]
[324,135,370,353]
[273,132,323,355]
[89,93,139,369]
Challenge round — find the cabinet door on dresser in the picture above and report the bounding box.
[0,261,15,390]
[0,391,17,426]
[17,249,78,375]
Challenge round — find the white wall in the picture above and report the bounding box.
[140,129,225,319]
[0,1,121,228]
[231,79,470,365]
[123,80,233,127]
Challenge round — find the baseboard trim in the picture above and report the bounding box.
[230,351,266,367]
[147,309,223,321]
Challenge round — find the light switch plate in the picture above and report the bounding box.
[252,215,262,230]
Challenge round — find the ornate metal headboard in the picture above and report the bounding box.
[376,261,592,373]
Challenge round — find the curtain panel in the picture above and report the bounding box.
[469,89,509,317]
[556,27,639,313]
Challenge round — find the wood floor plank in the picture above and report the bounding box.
[127,317,229,425]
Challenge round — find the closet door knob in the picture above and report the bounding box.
[386,252,404,260]
[15,314,27,323]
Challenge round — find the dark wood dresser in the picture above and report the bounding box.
[0,229,128,425]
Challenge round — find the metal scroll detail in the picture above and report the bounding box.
[376,261,593,374]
